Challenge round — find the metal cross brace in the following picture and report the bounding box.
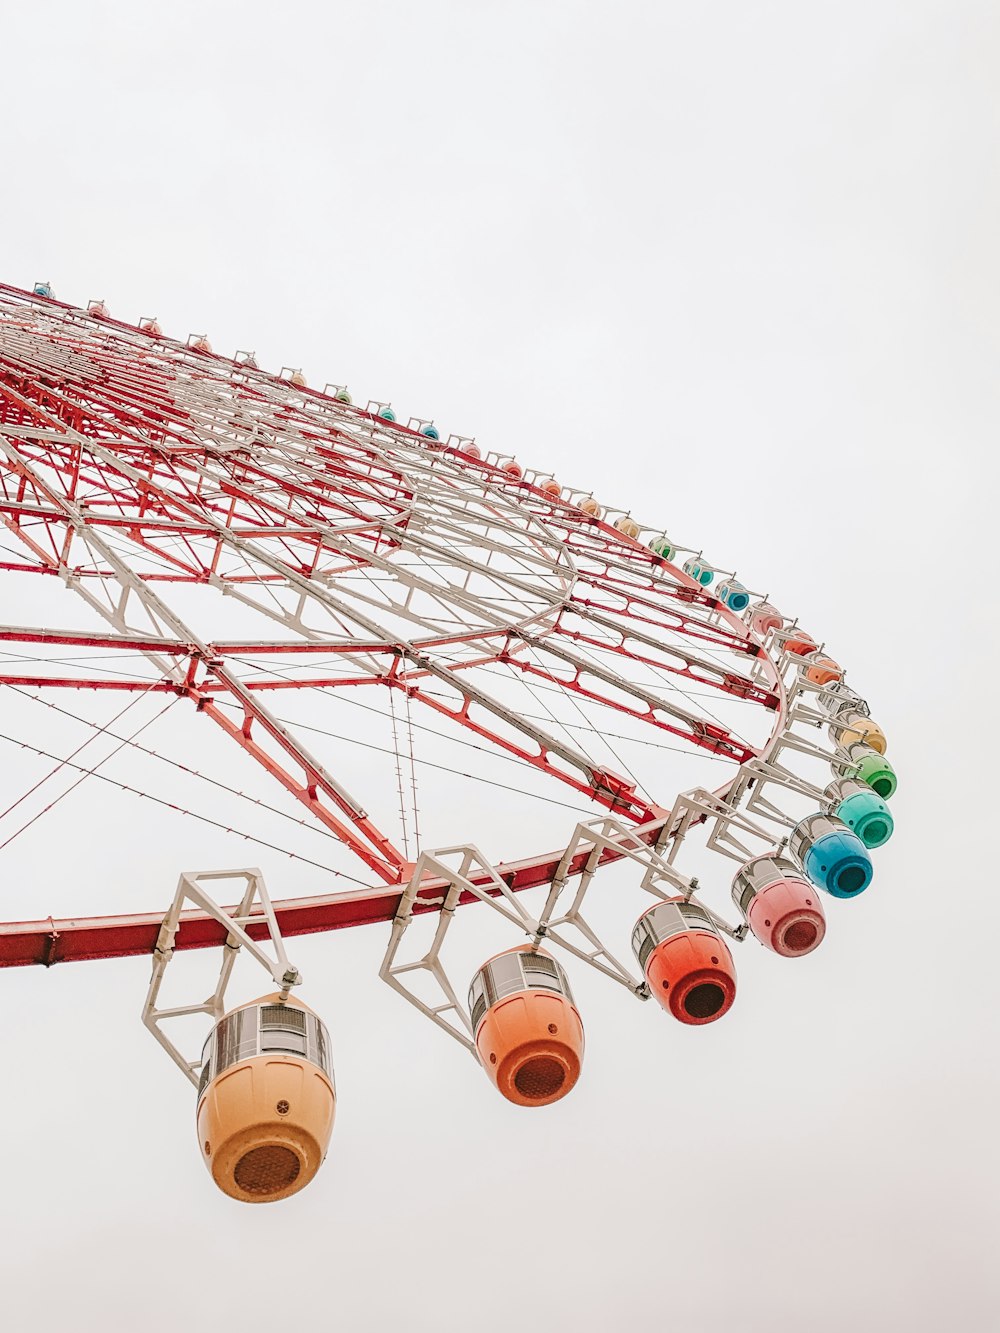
[662,788,784,919]
[141,868,302,1088]
[726,757,827,824]
[538,806,756,978]
[379,845,542,1056]
[533,815,695,995]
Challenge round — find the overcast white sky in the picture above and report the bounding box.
[2,3,998,1330]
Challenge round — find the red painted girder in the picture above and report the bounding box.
[0,376,156,471]
[0,350,204,452]
[61,356,262,444]
[0,370,177,454]
[190,684,405,881]
[0,626,191,652]
[572,590,760,657]
[0,675,181,692]
[0,625,496,658]
[555,624,779,710]
[0,470,379,571]
[576,576,752,647]
[546,522,690,585]
[0,513,373,586]
[3,399,392,535]
[118,525,206,578]
[212,456,413,520]
[1,440,409,587]
[499,654,754,763]
[431,630,774,718]
[3,338,417,494]
[0,815,676,968]
[163,440,413,525]
[211,476,401,559]
[401,678,654,822]
[0,499,393,541]
[307,439,416,495]
[574,566,751,642]
[0,674,391,692]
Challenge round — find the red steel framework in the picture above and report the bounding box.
[0,284,787,967]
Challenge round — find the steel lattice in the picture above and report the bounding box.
[0,284,786,966]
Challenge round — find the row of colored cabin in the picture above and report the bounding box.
[194,694,896,1205]
[458,674,899,1104]
[778,633,897,801]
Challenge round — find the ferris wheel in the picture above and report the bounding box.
[0,281,897,1203]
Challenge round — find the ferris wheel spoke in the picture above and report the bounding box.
[0,728,361,884]
[400,677,652,820]
[494,651,753,763]
[190,684,405,880]
[0,440,739,826]
[399,639,738,806]
[101,524,207,580]
[0,450,633,870]
[498,641,653,802]
[206,646,645,826]
[380,518,571,603]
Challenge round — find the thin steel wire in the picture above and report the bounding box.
[0,730,369,882]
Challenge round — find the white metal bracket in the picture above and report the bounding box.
[660,788,783,932]
[141,868,302,1088]
[379,845,541,1057]
[727,758,825,824]
[762,726,845,774]
[380,805,777,1053]
[535,816,689,994]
